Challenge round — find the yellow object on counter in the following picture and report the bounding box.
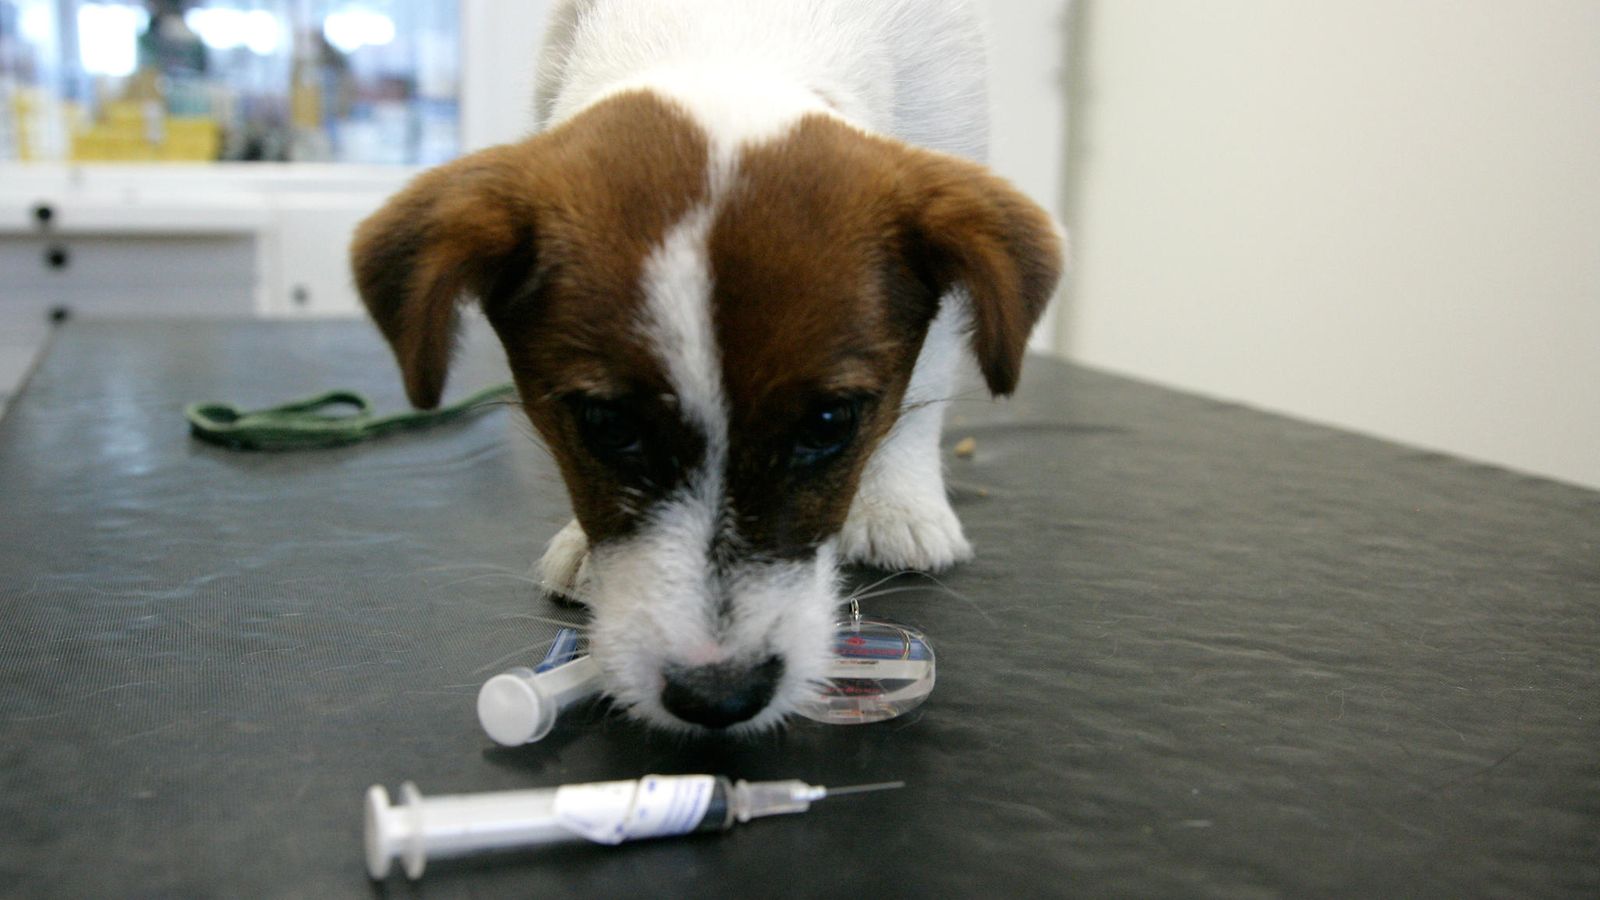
[69,102,220,162]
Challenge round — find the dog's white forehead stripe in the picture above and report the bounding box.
[639,204,725,444]
[634,76,825,442]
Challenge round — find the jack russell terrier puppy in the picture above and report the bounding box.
[351,0,1063,733]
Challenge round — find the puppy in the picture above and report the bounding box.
[350,0,1063,733]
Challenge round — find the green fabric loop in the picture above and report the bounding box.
[185,383,517,451]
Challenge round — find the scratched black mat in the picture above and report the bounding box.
[1,319,1597,898]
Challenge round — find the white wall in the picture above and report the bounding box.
[974,0,1071,352]
[1059,1,1600,489]
[459,0,552,152]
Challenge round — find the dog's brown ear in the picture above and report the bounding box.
[350,141,538,409]
[902,153,1065,397]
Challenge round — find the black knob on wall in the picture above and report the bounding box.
[32,203,55,228]
[45,244,71,270]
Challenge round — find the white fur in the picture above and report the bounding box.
[839,299,974,570]
[532,0,994,730]
[639,204,727,448]
[535,0,990,162]
[585,526,840,733]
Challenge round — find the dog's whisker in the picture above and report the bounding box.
[482,572,555,589]
[518,431,558,465]
[432,570,550,590]
[897,388,990,413]
[843,570,910,603]
[417,561,529,576]
[491,613,586,629]
[844,569,995,624]
[847,583,955,602]
[900,570,997,626]
[861,567,956,593]
[469,640,564,676]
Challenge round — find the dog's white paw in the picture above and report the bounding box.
[838,491,973,572]
[537,519,591,602]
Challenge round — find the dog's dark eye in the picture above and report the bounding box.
[570,397,646,464]
[791,398,861,469]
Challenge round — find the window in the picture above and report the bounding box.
[0,0,459,164]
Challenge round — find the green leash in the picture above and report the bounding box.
[185,383,517,451]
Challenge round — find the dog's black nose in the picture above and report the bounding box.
[660,656,784,728]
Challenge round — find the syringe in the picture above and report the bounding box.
[364,774,904,880]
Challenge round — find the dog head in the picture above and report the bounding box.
[351,90,1061,733]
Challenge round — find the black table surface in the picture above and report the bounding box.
[1,319,1596,898]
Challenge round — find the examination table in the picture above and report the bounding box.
[1,320,1596,897]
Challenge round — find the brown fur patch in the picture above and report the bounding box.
[709,114,1063,553]
[350,91,713,542]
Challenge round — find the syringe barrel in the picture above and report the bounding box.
[367,775,735,879]
[477,655,603,746]
[367,783,569,880]
[533,654,603,709]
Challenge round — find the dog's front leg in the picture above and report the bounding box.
[838,303,974,572]
[537,518,591,603]
[839,404,973,572]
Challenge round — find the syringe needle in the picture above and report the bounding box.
[820,780,906,798]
